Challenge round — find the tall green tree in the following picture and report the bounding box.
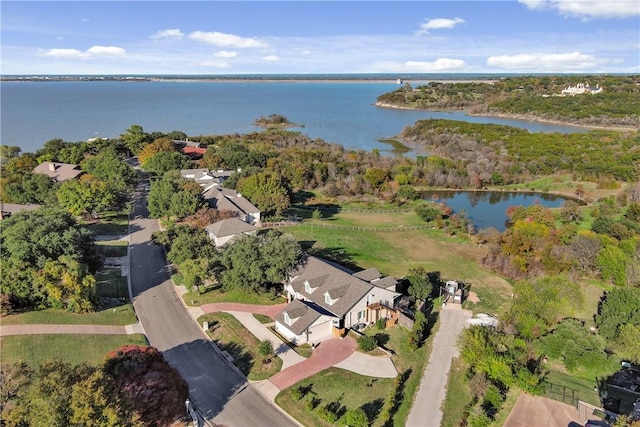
[119,125,152,156]
[236,171,291,217]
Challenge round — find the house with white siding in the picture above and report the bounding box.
[275,256,400,345]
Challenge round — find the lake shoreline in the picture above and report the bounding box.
[375,102,639,132]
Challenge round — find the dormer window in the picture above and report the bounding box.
[324,293,332,305]
[284,312,292,325]
[305,281,311,293]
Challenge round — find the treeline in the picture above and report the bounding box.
[377,75,640,127]
[400,119,640,185]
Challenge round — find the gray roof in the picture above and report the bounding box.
[0,203,42,219]
[353,268,382,282]
[32,162,82,182]
[289,256,372,318]
[372,276,398,290]
[202,185,260,217]
[205,217,256,238]
[275,299,328,335]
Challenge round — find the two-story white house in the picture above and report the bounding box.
[275,256,400,345]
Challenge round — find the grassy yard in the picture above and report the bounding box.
[543,370,602,407]
[197,312,282,381]
[1,304,137,326]
[83,214,130,235]
[95,267,129,299]
[182,283,287,307]
[276,320,435,427]
[95,240,129,257]
[0,334,148,366]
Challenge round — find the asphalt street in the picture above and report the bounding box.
[128,171,296,427]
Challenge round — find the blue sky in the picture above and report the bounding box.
[1,1,639,74]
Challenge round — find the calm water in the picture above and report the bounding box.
[422,190,570,231]
[1,80,588,154]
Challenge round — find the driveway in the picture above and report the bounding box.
[406,304,472,427]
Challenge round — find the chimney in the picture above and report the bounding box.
[49,163,56,171]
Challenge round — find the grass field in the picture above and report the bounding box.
[95,267,129,299]
[1,304,137,326]
[440,357,472,427]
[182,283,288,306]
[0,334,148,366]
[198,312,282,381]
[83,214,129,235]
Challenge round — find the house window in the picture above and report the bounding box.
[324,293,332,305]
[284,312,291,325]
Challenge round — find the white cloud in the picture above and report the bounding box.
[151,29,184,40]
[189,31,267,48]
[86,46,126,56]
[404,58,469,72]
[197,59,232,69]
[519,0,640,19]
[262,55,279,62]
[487,51,607,71]
[214,50,237,58]
[40,45,126,59]
[416,17,465,35]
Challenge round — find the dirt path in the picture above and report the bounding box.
[504,393,580,427]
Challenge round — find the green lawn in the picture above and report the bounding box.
[198,312,282,381]
[1,304,137,326]
[543,370,601,407]
[83,215,129,235]
[182,282,287,306]
[276,320,435,427]
[95,267,129,299]
[95,240,129,257]
[253,314,274,324]
[0,334,148,366]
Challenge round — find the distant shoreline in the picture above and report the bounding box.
[375,102,639,132]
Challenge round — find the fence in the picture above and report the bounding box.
[546,382,581,407]
[292,205,413,214]
[261,221,433,232]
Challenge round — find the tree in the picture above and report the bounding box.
[595,288,640,344]
[0,145,21,165]
[258,340,274,363]
[406,267,433,301]
[141,151,191,176]
[119,125,152,155]
[236,171,291,217]
[1,171,57,204]
[414,203,442,222]
[218,230,303,294]
[33,255,96,313]
[103,345,189,426]
[81,147,138,207]
[343,407,369,427]
[148,173,204,220]
[137,137,176,164]
[180,258,211,292]
[57,176,117,216]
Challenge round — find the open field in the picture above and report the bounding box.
[182,281,288,306]
[0,334,148,366]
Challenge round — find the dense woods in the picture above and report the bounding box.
[377,74,640,128]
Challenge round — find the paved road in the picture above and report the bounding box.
[128,171,296,427]
[406,305,472,427]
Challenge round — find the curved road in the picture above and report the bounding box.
[128,171,296,427]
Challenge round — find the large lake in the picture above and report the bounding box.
[1,80,588,154]
[422,190,571,231]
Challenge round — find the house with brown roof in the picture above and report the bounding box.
[0,203,42,220]
[202,184,261,225]
[205,217,258,247]
[275,256,400,344]
[32,161,82,182]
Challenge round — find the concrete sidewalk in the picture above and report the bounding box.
[0,323,145,336]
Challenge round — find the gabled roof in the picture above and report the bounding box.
[205,217,257,238]
[275,299,332,335]
[353,268,382,282]
[32,162,82,182]
[202,185,260,218]
[289,256,372,318]
[181,168,213,181]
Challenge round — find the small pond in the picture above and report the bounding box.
[421,190,576,231]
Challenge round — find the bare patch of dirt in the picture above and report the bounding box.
[504,394,579,427]
[467,291,480,304]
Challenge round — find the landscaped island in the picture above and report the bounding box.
[253,113,302,128]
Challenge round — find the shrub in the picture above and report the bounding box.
[317,406,337,423]
[343,407,369,427]
[358,335,378,352]
[291,386,303,401]
[376,317,386,330]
